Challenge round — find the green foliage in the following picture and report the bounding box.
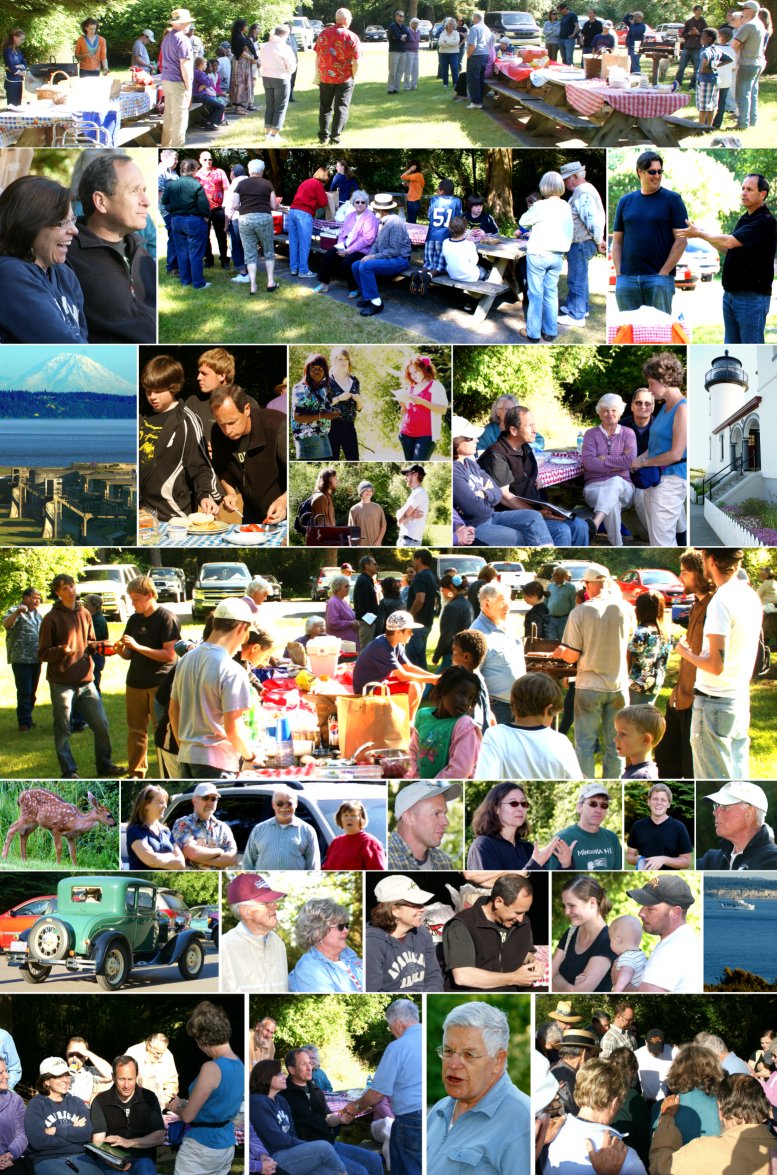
[224,870,363,971]
[97,0,291,61]
[389,781,464,866]
[707,968,777,992]
[288,461,451,546]
[425,994,531,1107]
[127,870,220,905]
[608,150,742,231]
[0,548,96,614]
[623,780,695,852]
[289,344,451,460]
[551,869,702,955]
[0,781,119,870]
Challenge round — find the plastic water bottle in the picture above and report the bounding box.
[366,1075,373,1089]
[576,431,584,454]
[275,714,294,767]
[533,431,545,452]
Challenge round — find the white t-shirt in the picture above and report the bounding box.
[641,922,700,993]
[474,724,582,780]
[695,577,762,698]
[544,1114,647,1175]
[220,922,288,993]
[441,236,483,283]
[634,1043,676,1101]
[398,487,429,542]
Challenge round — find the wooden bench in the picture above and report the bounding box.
[515,93,598,138]
[486,79,524,105]
[663,113,707,134]
[428,272,511,324]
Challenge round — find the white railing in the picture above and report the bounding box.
[704,498,765,547]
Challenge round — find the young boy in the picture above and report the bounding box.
[696,28,720,127]
[465,194,499,236]
[607,914,647,993]
[436,216,489,284]
[614,704,666,780]
[423,179,463,273]
[452,628,492,733]
[712,28,735,129]
[474,672,582,780]
[187,347,236,444]
[523,580,553,640]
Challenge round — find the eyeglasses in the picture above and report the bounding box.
[353,199,367,204]
[645,168,663,176]
[274,801,294,809]
[57,217,78,229]
[501,799,530,809]
[397,901,425,910]
[330,923,350,932]
[437,1047,486,1062]
[586,800,610,809]
[712,801,749,812]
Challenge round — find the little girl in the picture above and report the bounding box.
[627,590,673,705]
[323,800,387,870]
[408,667,482,779]
[395,354,449,462]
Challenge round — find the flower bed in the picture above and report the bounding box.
[721,497,777,545]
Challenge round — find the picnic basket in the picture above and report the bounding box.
[36,71,70,103]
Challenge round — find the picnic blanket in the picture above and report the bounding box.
[566,78,689,117]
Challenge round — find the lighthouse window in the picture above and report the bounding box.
[720,435,724,461]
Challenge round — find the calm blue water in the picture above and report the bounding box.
[704,901,777,983]
[0,418,136,467]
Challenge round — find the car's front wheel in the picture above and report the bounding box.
[28,917,72,964]
[20,960,51,984]
[178,938,205,980]
[96,943,131,991]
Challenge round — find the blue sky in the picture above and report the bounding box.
[0,345,137,385]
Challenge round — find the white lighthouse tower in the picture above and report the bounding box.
[704,350,753,476]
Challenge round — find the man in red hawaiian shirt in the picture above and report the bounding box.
[314,8,361,145]
[195,150,231,269]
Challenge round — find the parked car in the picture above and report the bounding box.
[150,567,186,603]
[309,18,324,40]
[310,565,343,601]
[6,875,205,990]
[484,10,540,39]
[616,568,689,606]
[615,21,657,44]
[291,15,315,48]
[430,20,445,48]
[680,237,720,281]
[608,238,700,292]
[156,888,192,930]
[488,560,534,599]
[189,904,220,945]
[435,554,486,580]
[416,19,433,41]
[536,559,610,590]
[191,561,252,620]
[363,24,388,41]
[77,563,141,621]
[0,896,57,952]
[654,22,684,42]
[263,575,283,602]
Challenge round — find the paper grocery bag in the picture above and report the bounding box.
[336,682,410,757]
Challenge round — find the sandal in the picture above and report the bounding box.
[267,283,280,291]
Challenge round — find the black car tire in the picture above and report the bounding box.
[20,960,51,984]
[28,917,72,963]
[96,942,131,991]
[178,937,205,980]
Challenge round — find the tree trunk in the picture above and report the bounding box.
[485,149,514,221]
[766,0,777,72]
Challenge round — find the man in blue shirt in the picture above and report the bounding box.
[387,9,410,92]
[426,1002,530,1175]
[465,11,492,107]
[611,150,688,315]
[351,609,439,720]
[345,1000,423,1175]
[471,581,526,724]
[557,4,580,64]
[242,786,321,870]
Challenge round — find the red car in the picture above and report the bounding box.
[615,21,657,44]
[616,568,689,606]
[0,895,57,951]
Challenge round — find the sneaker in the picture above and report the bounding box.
[409,270,422,295]
[360,301,385,316]
[356,299,371,308]
[557,313,584,325]
[466,102,483,109]
[231,273,251,282]
[298,271,314,278]
[195,282,212,289]
[101,764,125,777]
[290,270,298,277]
[347,290,360,299]
[560,306,589,318]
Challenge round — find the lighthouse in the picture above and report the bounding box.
[704,350,752,476]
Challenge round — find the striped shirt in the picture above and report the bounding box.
[243,817,320,870]
[387,830,453,871]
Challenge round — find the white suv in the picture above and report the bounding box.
[291,16,315,49]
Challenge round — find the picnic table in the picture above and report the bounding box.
[535,450,584,488]
[156,520,288,547]
[564,78,691,146]
[0,89,153,147]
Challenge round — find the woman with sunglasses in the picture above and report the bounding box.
[313,190,379,297]
[365,874,443,992]
[468,783,574,871]
[551,874,616,993]
[289,898,364,993]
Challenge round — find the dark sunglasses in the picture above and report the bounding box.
[587,799,610,809]
[645,168,663,176]
[274,801,294,809]
[502,799,530,809]
[331,923,350,932]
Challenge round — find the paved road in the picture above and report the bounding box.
[0,950,218,994]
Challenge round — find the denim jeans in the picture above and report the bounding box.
[335,1141,384,1175]
[526,251,564,339]
[287,207,315,273]
[294,434,333,459]
[466,53,489,103]
[390,1111,422,1175]
[351,254,409,301]
[722,290,771,343]
[399,434,435,460]
[179,762,238,779]
[406,199,421,223]
[614,272,674,314]
[36,1157,104,1175]
[162,210,178,271]
[691,693,750,780]
[50,681,114,776]
[712,85,729,128]
[4,79,22,105]
[676,45,700,85]
[12,661,40,727]
[171,215,209,288]
[270,1140,344,1174]
[545,515,590,545]
[559,37,577,65]
[263,75,291,130]
[735,62,761,126]
[228,219,246,270]
[573,686,627,779]
[439,53,460,85]
[565,238,598,319]
[474,508,552,546]
[491,698,514,724]
[319,78,354,140]
[406,625,431,670]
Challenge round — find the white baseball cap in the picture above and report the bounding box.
[385,610,423,632]
[451,415,481,440]
[704,781,768,811]
[395,781,462,820]
[40,1057,69,1077]
[578,782,610,803]
[193,783,220,799]
[213,598,255,623]
[374,875,434,904]
[143,28,156,39]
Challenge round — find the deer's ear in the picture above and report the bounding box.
[87,791,97,806]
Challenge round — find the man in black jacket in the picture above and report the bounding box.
[441,874,544,992]
[353,555,379,650]
[90,1054,165,1170]
[697,781,777,869]
[283,1049,383,1175]
[67,152,156,342]
[210,385,287,525]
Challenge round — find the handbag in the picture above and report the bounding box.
[336,681,410,758]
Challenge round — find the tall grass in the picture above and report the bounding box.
[0,781,120,871]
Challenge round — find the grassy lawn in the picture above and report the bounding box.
[679,72,777,147]
[192,44,515,148]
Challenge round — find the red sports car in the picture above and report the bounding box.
[0,895,57,951]
[616,568,689,606]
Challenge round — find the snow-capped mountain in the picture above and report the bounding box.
[2,353,136,396]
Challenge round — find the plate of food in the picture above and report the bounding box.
[549,456,579,466]
[223,525,280,546]
[186,512,231,535]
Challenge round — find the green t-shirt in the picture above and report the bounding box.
[546,823,622,870]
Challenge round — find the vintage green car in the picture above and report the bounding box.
[6,875,205,991]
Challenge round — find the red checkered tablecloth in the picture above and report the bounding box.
[494,58,533,83]
[565,78,689,117]
[535,451,584,487]
[607,323,693,343]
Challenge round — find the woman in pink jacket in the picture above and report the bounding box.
[581,392,637,547]
[313,189,379,297]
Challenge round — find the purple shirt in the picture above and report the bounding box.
[325,594,359,649]
[581,424,636,485]
[160,28,192,83]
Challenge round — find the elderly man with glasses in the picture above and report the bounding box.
[221,873,289,993]
[697,782,777,869]
[427,1002,530,1175]
[242,785,321,870]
